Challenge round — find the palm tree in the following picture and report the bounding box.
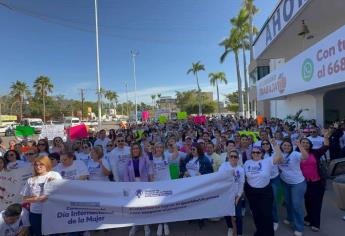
[10,81,31,121]
[243,0,259,61]
[209,72,227,114]
[33,76,53,122]
[187,61,205,115]
[104,90,119,116]
[157,93,161,109]
[220,29,244,115]
[150,94,156,108]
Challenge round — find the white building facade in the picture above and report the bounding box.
[249,0,345,127]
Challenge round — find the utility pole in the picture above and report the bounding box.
[131,50,139,123]
[80,89,85,120]
[125,82,129,118]
[94,0,102,130]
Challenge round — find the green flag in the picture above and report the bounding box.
[169,163,180,179]
[159,115,168,124]
[177,112,187,120]
[15,126,35,137]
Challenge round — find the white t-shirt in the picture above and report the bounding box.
[152,156,171,181]
[20,171,62,214]
[55,160,89,180]
[164,150,186,164]
[94,138,110,152]
[7,160,28,170]
[307,136,323,149]
[279,151,305,184]
[75,152,91,166]
[218,162,245,197]
[186,157,200,177]
[244,157,273,188]
[87,159,110,181]
[253,140,262,147]
[264,152,279,179]
[108,146,131,182]
[0,208,30,236]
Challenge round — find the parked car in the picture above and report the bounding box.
[21,118,44,134]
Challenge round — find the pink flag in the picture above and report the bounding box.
[142,111,149,121]
[193,116,206,125]
[69,124,88,141]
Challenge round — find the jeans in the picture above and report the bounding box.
[271,176,281,223]
[282,180,306,232]
[225,197,244,235]
[29,212,42,236]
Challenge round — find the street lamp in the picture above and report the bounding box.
[131,50,139,123]
[94,0,102,130]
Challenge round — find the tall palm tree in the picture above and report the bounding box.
[220,29,244,115]
[104,90,119,116]
[243,0,259,61]
[10,80,31,121]
[157,93,161,109]
[33,76,53,122]
[209,72,227,114]
[187,61,205,115]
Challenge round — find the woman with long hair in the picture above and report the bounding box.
[279,139,308,236]
[51,137,65,154]
[298,131,330,232]
[55,152,89,180]
[244,143,282,236]
[36,139,49,156]
[4,150,27,169]
[261,139,281,231]
[21,156,62,236]
[124,143,153,236]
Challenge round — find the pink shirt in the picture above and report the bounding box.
[300,153,320,182]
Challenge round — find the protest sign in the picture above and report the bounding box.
[15,126,35,137]
[42,172,235,234]
[69,124,88,141]
[142,111,149,121]
[159,115,168,124]
[193,116,206,125]
[0,165,32,211]
[238,131,259,142]
[177,112,187,120]
[39,124,65,140]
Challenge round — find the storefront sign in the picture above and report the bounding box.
[42,172,235,234]
[257,24,345,100]
[254,0,310,59]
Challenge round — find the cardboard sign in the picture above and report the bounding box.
[39,124,65,140]
[193,116,206,125]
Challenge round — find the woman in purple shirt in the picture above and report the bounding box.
[124,143,153,236]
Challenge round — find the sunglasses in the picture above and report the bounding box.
[262,143,270,145]
[229,155,238,159]
[26,153,35,156]
[38,143,45,146]
[192,148,197,151]
[117,140,125,143]
[252,151,261,154]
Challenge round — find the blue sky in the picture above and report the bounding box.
[0,0,275,104]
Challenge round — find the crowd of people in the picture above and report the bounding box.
[0,115,345,236]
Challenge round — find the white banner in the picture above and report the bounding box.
[42,172,235,234]
[257,24,345,100]
[0,166,32,211]
[39,124,65,140]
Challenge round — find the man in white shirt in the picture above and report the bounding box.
[0,204,30,236]
[108,135,131,182]
[94,129,110,152]
[307,128,324,149]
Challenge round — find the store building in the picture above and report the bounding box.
[249,0,345,126]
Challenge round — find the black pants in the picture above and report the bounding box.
[304,180,325,228]
[245,183,274,236]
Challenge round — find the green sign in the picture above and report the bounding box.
[159,115,168,124]
[177,112,187,120]
[301,58,314,82]
[15,126,35,137]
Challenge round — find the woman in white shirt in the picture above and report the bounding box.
[55,152,89,180]
[3,150,27,169]
[76,142,92,166]
[21,156,62,236]
[218,150,245,236]
[279,139,308,236]
[244,144,282,236]
[88,146,111,181]
[152,142,170,236]
[261,139,281,231]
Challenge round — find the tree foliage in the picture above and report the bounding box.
[176,90,216,114]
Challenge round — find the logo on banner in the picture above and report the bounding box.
[136,189,143,198]
[302,58,314,82]
[277,73,287,94]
